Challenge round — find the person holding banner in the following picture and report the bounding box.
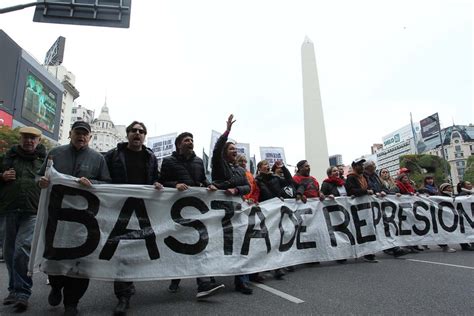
[345,158,378,263]
[211,114,252,295]
[456,181,474,251]
[38,121,111,316]
[160,131,225,299]
[293,160,325,203]
[0,126,46,312]
[321,166,347,197]
[104,121,163,315]
[255,159,295,278]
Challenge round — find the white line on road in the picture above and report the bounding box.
[405,259,474,270]
[251,283,305,304]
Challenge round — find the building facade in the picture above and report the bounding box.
[329,154,343,166]
[90,102,126,153]
[424,125,474,184]
[376,124,419,176]
[45,65,80,144]
[71,104,94,125]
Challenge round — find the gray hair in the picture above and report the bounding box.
[363,160,376,169]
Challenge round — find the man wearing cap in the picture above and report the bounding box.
[104,121,163,316]
[345,158,378,263]
[38,121,111,315]
[160,131,225,299]
[0,126,46,312]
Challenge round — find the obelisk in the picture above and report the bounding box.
[301,36,329,182]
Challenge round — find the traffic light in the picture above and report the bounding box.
[33,0,132,28]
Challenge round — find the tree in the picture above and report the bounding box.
[463,156,474,183]
[399,154,450,189]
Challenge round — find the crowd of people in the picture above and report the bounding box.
[0,114,473,315]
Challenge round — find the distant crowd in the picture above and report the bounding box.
[0,114,472,315]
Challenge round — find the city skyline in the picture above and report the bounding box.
[0,0,471,166]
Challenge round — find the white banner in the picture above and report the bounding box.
[259,146,286,167]
[31,168,474,281]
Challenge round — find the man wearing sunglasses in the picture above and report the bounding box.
[104,121,162,316]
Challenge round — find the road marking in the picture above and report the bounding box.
[251,283,305,304]
[405,259,474,270]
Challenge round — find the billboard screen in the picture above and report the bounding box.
[419,113,440,139]
[21,72,59,133]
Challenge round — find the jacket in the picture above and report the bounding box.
[255,166,294,202]
[210,132,249,195]
[104,142,159,185]
[293,174,320,198]
[39,143,110,183]
[0,144,46,214]
[160,151,209,188]
[345,173,369,197]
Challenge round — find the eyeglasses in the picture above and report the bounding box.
[130,128,146,134]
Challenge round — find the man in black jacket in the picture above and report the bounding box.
[104,121,163,316]
[160,132,224,299]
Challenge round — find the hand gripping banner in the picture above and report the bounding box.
[29,167,474,281]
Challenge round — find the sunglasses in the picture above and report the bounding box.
[130,128,146,134]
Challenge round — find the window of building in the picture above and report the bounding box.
[455,145,461,152]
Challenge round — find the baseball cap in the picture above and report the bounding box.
[71,121,91,133]
[19,126,42,137]
[351,158,366,167]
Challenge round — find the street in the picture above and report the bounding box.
[1,247,473,315]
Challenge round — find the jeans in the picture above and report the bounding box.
[3,213,36,300]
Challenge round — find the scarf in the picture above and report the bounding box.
[323,176,345,187]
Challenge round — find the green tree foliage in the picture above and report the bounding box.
[463,156,474,183]
[399,154,450,189]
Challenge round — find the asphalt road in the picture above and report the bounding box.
[0,247,473,315]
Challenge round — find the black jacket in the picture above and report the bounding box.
[210,132,250,195]
[345,173,369,197]
[321,181,341,196]
[104,142,159,185]
[255,166,294,202]
[160,151,210,188]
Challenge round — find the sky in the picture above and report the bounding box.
[1,0,472,167]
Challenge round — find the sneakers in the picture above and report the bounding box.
[13,298,28,312]
[113,297,130,316]
[393,248,409,258]
[461,244,474,251]
[235,283,253,295]
[274,268,285,280]
[48,287,62,306]
[196,282,225,299]
[249,274,265,283]
[363,255,379,263]
[441,246,456,253]
[168,281,180,293]
[3,293,16,305]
